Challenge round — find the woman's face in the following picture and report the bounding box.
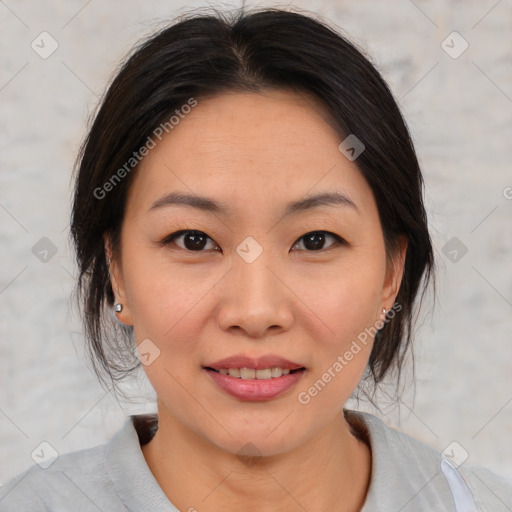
[110,90,404,456]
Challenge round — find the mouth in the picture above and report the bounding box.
[204,367,305,379]
[202,354,307,401]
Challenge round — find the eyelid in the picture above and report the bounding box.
[160,229,191,246]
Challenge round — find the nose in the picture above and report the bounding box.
[216,248,294,339]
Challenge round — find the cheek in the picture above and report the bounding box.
[122,243,213,340]
[124,257,211,397]
[300,255,386,346]
[294,274,383,413]
[293,251,386,407]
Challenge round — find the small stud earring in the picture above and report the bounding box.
[382,308,387,315]
[114,303,123,313]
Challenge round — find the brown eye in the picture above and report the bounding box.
[292,231,343,251]
[162,230,220,252]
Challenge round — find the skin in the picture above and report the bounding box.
[108,90,406,512]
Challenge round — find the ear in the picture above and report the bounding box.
[104,234,134,326]
[381,236,408,311]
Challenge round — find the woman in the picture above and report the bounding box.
[1,7,510,512]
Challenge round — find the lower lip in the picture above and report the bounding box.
[205,369,305,401]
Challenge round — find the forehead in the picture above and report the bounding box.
[126,90,375,218]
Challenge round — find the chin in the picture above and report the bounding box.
[198,412,308,459]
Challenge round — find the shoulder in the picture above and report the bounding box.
[0,443,120,512]
[0,415,161,512]
[457,463,512,512]
[347,410,512,512]
[0,435,126,511]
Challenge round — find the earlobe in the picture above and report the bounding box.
[104,234,134,326]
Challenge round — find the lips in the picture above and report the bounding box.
[203,354,306,401]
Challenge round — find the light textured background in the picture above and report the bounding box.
[1,0,511,486]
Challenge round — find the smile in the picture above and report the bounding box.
[206,367,304,379]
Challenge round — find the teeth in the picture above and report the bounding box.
[240,368,256,379]
[271,367,282,377]
[256,368,272,379]
[215,367,300,379]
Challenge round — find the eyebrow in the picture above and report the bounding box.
[149,191,357,217]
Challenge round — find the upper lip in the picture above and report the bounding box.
[204,354,305,370]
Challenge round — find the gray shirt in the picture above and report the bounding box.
[1,410,511,511]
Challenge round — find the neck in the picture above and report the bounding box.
[141,408,371,512]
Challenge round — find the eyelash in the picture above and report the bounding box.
[159,229,345,253]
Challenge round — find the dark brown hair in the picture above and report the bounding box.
[70,8,434,396]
